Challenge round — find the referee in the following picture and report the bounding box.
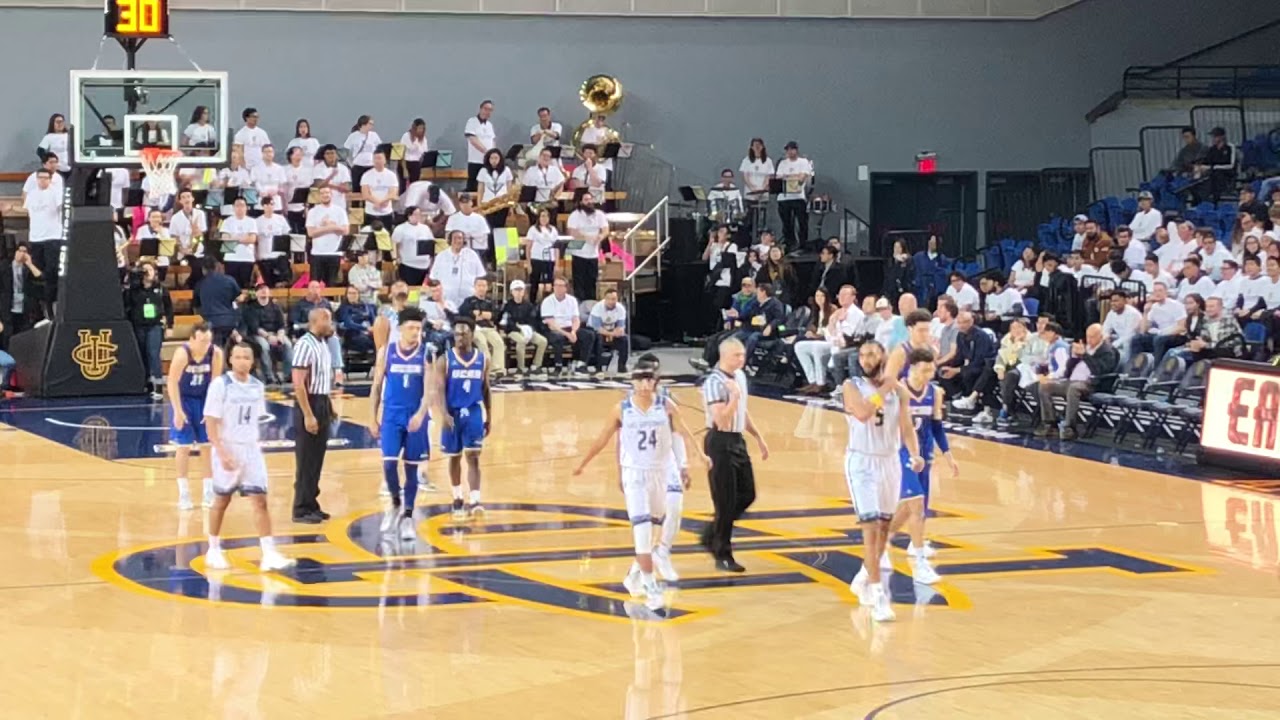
[700,336,770,573]
[291,307,336,524]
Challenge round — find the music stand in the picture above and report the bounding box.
[602,143,622,160]
[271,235,292,254]
[290,187,309,207]
[767,178,784,195]
[190,189,210,208]
[422,150,440,169]
[416,239,435,257]
[138,238,159,258]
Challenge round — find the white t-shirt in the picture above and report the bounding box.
[706,242,742,288]
[250,162,288,212]
[1010,261,1036,289]
[590,301,627,333]
[220,215,258,263]
[284,163,313,213]
[312,163,352,209]
[1241,274,1272,311]
[1139,271,1177,296]
[38,133,69,173]
[580,126,615,172]
[464,116,496,165]
[216,166,251,216]
[527,225,560,263]
[402,181,457,217]
[530,122,563,146]
[233,126,270,169]
[286,137,321,164]
[430,247,485,306]
[1103,304,1142,346]
[774,157,813,201]
[541,294,579,330]
[169,208,207,257]
[135,224,173,266]
[399,131,428,162]
[566,209,610,259]
[445,211,492,254]
[106,167,130,209]
[739,157,775,197]
[1129,207,1163,242]
[477,167,514,204]
[1256,275,1280,308]
[985,287,1023,316]
[1145,297,1187,336]
[1122,240,1147,270]
[361,167,399,216]
[1213,274,1245,310]
[393,221,435,270]
[183,123,218,147]
[1177,274,1216,300]
[571,163,608,201]
[305,203,349,256]
[256,213,290,260]
[521,164,566,203]
[203,373,267,446]
[1197,244,1232,281]
[344,130,382,167]
[23,185,62,242]
[945,282,980,311]
[24,171,64,198]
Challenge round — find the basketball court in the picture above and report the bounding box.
[2,380,1277,718]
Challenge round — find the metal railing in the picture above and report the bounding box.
[1089,146,1144,202]
[1123,65,1280,100]
[621,196,670,317]
[839,207,870,257]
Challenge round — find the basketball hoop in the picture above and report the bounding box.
[140,147,182,200]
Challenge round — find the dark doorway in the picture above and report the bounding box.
[870,172,979,258]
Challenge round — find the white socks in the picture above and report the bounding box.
[208,535,222,550]
[176,477,190,493]
[469,489,481,505]
[259,536,275,552]
[661,492,683,550]
[451,485,464,501]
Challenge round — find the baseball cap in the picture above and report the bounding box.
[1073,214,1088,222]
[509,280,526,291]
[875,298,891,310]
[1137,191,1153,200]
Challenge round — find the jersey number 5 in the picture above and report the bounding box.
[637,429,658,451]
[875,409,885,427]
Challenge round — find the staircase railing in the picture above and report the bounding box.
[620,196,670,316]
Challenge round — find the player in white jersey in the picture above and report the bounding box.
[202,343,296,573]
[842,340,924,623]
[574,359,703,610]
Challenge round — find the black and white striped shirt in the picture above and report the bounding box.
[293,332,333,395]
[702,368,748,432]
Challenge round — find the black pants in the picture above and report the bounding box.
[777,199,808,248]
[293,394,332,517]
[310,255,340,286]
[999,368,1022,415]
[530,259,556,296]
[398,264,428,287]
[593,334,630,371]
[466,163,482,192]
[486,208,510,231]
[287,210,306,235]
[367,212,394,233]
[703,430,756,560]
[572,256,599,302]
[400,160,422,193]
[30,241,63,307]
[543,327,596,368]
[226,261,255,289]
[258,257,289,288]
[351,165,371,194]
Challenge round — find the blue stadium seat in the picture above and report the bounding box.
[980,245,1004,273]
[1244,322,1269,359]
[1022,297,1040,318]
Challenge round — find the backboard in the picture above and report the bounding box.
[70,70,228,167]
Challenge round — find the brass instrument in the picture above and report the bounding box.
[476,181,523,216]
[571,74,623,153]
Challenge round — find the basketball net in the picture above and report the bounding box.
[140,147,182,202]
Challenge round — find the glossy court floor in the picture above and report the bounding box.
[1,379,1278,719]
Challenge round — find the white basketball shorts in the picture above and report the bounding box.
[621,467,665,523]
[845,451,902,523]
[211,443,270,497]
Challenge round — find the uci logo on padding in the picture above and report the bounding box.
[93,501,1208,621]
[72,328,118,381]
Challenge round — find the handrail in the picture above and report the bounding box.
[623,196,668,243]
[626,238,670,282]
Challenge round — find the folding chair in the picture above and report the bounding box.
[1082,352,1155,438]
[1112,355,1187,445]
[1141,360,1210,450]
[750,306,810,385]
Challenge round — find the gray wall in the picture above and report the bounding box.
[3,0,1279,217]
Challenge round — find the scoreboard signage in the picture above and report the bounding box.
[104,0,170,39]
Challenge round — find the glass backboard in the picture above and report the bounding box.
[70,70,228,166]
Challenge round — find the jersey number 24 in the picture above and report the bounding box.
[636,429,658,450]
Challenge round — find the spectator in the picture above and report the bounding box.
[335,285,376,354]
[313,144,353,210]
[1180,295,1244,362]
[372,280,410,352]
[756,245,798,308]
[882,240,913,305]
[588,288,630,376]
[283,146,313,234]
[1062,251,1096,279]
[696,276,758,369]
[912,235,947,304]
[702,224,742,333]
[457,276,505,378]
[169,190,207,289]
[1036,323,1119,440]
[1155,293,1205,364]
[1232,216,1264,260]
[1113,226,1146,271]
[234,107,270,170]
[124,261,173,398]
[1069,214,1088,251]
[135,209,175,282]
[1213,259,1244,313]
[255,196,290,289]
[1168,126,1206,176]
[304,186,348,287]
[774,141,813,248]
[825,286,868,387]
[1196,227,1232,281]
[992,318,1049,428]
[393,206,435,287]
[343,114,381,190]
[286,118,320,167]
[499,280,546,379]
[1238,185,1268,225]
[565,191,610,302]
[23,168,63,316]
[1177,256,1217,300]
[743,247,764,281]
[445,194,492,264]
[943,311,997,416]
[980,273,1024,332]
[1198,127,1237,203]
[213,147,250,217]
[1131,282,1188,361]
[1130,191,1162,244]
[420,279,457,351]
[194,257,241,349]
[1030,253,1082,336]
[810,245,845,301]
[1080,221,1113,268]
[361,149,399,233]
[1101,289,1142,362]
[525,207,561,301]
[1,242,42,341]
[944,271,979,313]
[793,287,836,393]
[735,282,786,358]
[1008,246,1038,293]
[241,283,291,385]
[1234,254,1266,325]
[1248,255,1280,342]
[430,229,486,308]
[1139,254,1177,296]
[540,276,595,377]
[250,144,287,217]
[291,281,332,338]
[346,251,382,306]
[932,298,960,370]
[1156,221,1193,276]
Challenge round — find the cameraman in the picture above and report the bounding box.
[124,261,173,398]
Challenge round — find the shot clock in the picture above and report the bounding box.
[104,0,171,39]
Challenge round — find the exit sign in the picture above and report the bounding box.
[916,151,937,174]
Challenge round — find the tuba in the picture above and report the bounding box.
[571,74,623,153]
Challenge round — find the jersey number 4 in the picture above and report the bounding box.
[238,406,253,426]
[636,429,658,451]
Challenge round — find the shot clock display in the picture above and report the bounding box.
[104,0,170,39]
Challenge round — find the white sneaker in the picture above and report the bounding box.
[380,504,400,533]
[869,586,896,623]
[399,515,417,542]
[378,485,391,498]
[907,541,936,559]
[622,568,645,598]
[652,547,679,582]
[201,483,215,509]
[643,578,666,610]
[973,408,995,424]
[952,395,977,411]
[260,551,296,572]
[177,490,194,511]
[850,565,869,602]
[204,547,230,570]
[911,556,941,585]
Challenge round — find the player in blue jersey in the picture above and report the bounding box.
[885,309,939,382]
[370,307,434,541]
[165,322,224,510]
[883,346,959,585]
[435,317,491,521]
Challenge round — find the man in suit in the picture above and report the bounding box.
[0,242,44,349]
[1029,253,1083,337]
[1036,323,1119,440]
[810,244,845,302]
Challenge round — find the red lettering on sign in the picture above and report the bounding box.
[1254,381,1279,451]
[1228,378,1255,446]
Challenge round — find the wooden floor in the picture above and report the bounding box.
[1,384,1278,719]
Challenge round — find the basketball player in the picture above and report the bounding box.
[843,340,925,623]
[373,280,437,494]
[436,317,491,521]
[630,353,691,581]
[879,347,959,585]
[202,343,296,572]
[370,307,434,541]
[573,359,701,608]
[885,309,936,381]
[166,322,223,510]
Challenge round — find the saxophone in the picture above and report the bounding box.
[476,181,522,216]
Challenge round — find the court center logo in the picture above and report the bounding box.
[94,501,1208,621]
[72,329,118,381]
